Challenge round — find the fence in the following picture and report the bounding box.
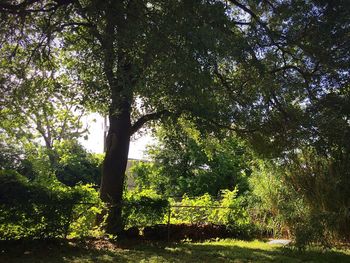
[0,200,244,241]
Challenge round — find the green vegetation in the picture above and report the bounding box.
[132,120,251,197]
[123,189,169,228]
[0,170,104,240]
[0,1,349,259]
[2,0,349,234]
[1,239,350,263]
[168,189,252,237]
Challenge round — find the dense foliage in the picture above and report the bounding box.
[123,189,169,228]
[248,154,350,249]
[168,188,253,238]
[54,140,103,186]
[0,170,104,240]
[0,135,102,186]
[132,120,251,197]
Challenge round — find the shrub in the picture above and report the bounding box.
[67,184,105,239]
[247,153,350,248]
[168,189,254,238]
[123,189,169,228]
[169,193,216,224]
[216,189,254,238]
[291,212,332,250]
[0,169,104,240]
[285,149,350,246]
[247,161,292,238]
[54,140,103,186]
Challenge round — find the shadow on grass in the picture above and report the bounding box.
[1,239,349,263]
[167,242,350,263]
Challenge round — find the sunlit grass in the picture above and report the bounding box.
[1,239,350,263]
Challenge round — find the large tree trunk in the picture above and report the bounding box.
[100,102,131,234]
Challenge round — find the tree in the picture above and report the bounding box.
[0,44,100,184]
[0,0,252,233]
[133,119,251,197]
[219,0,350,158]
[1,91,87,166]
[0,36,88,159]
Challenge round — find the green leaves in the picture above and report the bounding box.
[123,188,169,228]
[0,169,104,240]
[133,119,251,197]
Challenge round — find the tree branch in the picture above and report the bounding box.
[269,65,306,75]
[0,0,40,13]
[0,0,74,14]
[200,115,256,134]
[130,110,171,135]
[228,0,266,26]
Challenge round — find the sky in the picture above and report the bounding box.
[79,113,154,160]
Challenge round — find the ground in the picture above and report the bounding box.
[1,238,350,263]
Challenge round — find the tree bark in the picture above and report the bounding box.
[100,101,131,234]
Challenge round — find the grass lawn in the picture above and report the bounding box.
[1,238,350,263]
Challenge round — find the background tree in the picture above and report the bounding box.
[0,46,101,185]
[133,119,251,197]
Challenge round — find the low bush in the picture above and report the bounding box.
[0,169,104,240]
[123,189,169,228]
[169,193,215,224]
[168,188,254,238]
